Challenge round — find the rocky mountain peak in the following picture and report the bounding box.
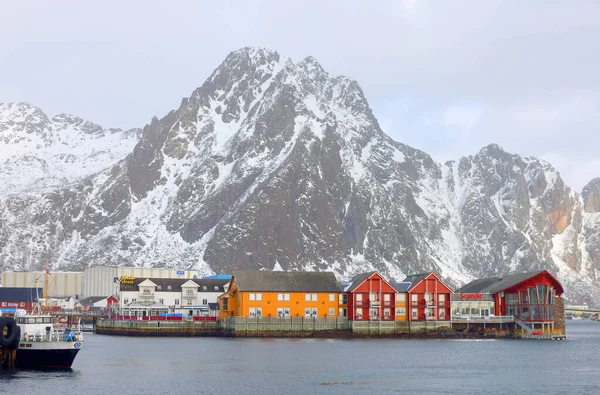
[52,113,105,136]
[0,102,50,137]
[582,177,600,213]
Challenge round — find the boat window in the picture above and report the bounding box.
[27,318,36,324]
[44,317,52,323]
[36,317,45,323]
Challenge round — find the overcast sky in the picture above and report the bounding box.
[2,1,599,191]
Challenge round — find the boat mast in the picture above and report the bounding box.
[45,260,49,313]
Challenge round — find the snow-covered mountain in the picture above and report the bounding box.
[0,102,141,195]
[1,47,599,305]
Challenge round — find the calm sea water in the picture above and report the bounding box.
[1,320,599,394]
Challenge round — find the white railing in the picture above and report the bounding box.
[451,315,514,323]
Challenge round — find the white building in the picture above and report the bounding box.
[119,278,227,318]
[82,266,201,298]
[1,271,83,298]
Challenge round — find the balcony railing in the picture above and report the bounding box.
[183,294,196,299]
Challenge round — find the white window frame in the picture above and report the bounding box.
[398,293,406,302]
[202,299,208,305]
[384,294,391,302]
[328,308,335,316]
[396,307,407,316]
[411,308,418,318]
[249,307,262,317]
[356,307,362,319]
[384,308,391,318]
[159,298,164,305]
[175,299,180,305]
[329,294,335,302]
[277,307,290,317]
[249,293,262,301]
[278,293,290,301]
[304,308,318,317]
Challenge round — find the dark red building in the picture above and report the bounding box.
[0,287,42,314]
[346,272,398,321]
[457,270,564,324]
[404,272,453,321]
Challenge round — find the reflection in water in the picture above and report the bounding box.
[1,321,598,394]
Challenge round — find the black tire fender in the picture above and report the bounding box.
[0,317,19,348]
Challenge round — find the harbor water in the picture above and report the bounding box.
[1,320,598,394]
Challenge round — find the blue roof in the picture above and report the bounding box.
[202,274,232,280]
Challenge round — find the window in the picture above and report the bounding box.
[384,308,391,318]
[424,293,432,302]
[340,294,348,304]
[249,293,262,301]
[124,298,129,304]
[439,294,446,306]
[175,299,180,305]
[370,308,379,318]
[397,293,406,302]
[187,300,193,306]
[370,292,379,302]
[328,308,335,315]
[356,294,363,305]
[167,285,172,290]
[304,308,318,317]
[384,294,391,305]
[411,294,418,304]
[157,285,162,290]
[356,308,362,319]
[132,298,137,303]
[249,307,262,317]
[185,290,194,296]
[305,293,317,301]
[396,307,406,316]
[439,309,446,319]
[202,299,208,305]
[329,294,335,302]
[214,286,219,291]
[159,299,164,304]
[203,285,208,291]
[277,293,290,301]
[277,307,290,317]
[412,308,418,318]
[222,298,229,310]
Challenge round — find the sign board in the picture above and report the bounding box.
[118,275,136,285]
[459,293,483,299]
[176,270,185,275]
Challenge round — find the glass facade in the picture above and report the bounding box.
[451,293,495,318]
[505,284,556,321]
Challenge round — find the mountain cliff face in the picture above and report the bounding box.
[1,47,599,305]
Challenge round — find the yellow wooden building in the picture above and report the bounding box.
[219,271,343,318]
[390,281,410,321]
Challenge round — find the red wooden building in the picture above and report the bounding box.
[346,272,398,321]
[457,270,563,323]
[404,272,453,321]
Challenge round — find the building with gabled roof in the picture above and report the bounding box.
[403,272,453,321]
[456,270,564,327]
[119,277,228,318]
[218,271,343,318]
[345,271,405,321]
